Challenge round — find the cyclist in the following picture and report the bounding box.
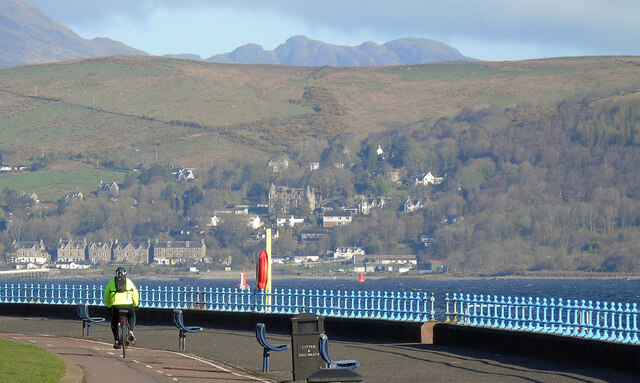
[104,267,139,349]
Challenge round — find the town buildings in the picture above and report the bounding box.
[6,238,205,268]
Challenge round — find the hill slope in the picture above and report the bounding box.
[208,35,475,66]
[0,0,146,68]
[1,56,639,168]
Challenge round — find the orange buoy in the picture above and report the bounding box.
[358,272,365,283]
[256,250,268,290]
[236,267,249,290]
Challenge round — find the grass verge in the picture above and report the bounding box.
[0,338,65,383]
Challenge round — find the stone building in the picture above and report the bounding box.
[7,240,50,266]
[268,183,316,214]
[112,240,150,264]
[96,181,120,197]
[152,239,206,265]
[88,241,113,265]
[57,238,87,262]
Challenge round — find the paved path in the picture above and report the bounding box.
[2,333,271,383]
[1,315,638,382]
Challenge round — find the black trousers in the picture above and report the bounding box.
[110,305,136,341]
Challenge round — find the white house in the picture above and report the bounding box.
[13,255,50,269]
[292,254,320,263]
[333,247,365,260]
[172,167,195,181]
[413,171,444,186]
[15,263,40,270]
[208,216,222,227]
[271,256,288,264]
[403,198,425,213]
[276,215,305,228]
[55,261,90,270]
[248,216,262,229]
[356,254,417,266]
[358,197,385,215]
[322,212,352,227]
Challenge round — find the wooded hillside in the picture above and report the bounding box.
[1,56,639,274]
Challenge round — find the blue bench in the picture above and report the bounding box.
[172,309,202,350]
[76,303,104,338]
[255,323,289,372]
[318,333,359,369]
[307,333,362,382]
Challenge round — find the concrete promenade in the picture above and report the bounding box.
[1,315,638,383]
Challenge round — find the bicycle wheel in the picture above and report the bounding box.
[120,320,128,358]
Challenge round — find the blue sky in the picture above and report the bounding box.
[28,0,640,61]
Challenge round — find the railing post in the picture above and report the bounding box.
[592,300,602,340]
[452,293,459,323]
[533,297,541,332]
[616,303,625,342]
[10,283,16,303]
[429,292,435,321]
[445,293,451,322]
[460,294,469,325]
[380,291,388,320]
[606,302,617,341]
[584,300,595,339]
[631,303,639,344]
[623,303,632,343]
[491,295,500,327]
[478,294,486,326]
[349,290,357,319]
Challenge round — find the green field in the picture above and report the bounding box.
[0,168,127,202]
[0,338,65,383]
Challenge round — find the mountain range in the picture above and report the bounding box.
[204,35,474,66]
[1,0,474,68]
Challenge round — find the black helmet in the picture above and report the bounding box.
[115,267,127,277]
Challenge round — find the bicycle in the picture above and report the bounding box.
[117,309,134,358]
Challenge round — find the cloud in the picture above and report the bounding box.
[26,0,640,60]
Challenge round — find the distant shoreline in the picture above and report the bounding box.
[7,269,637,282]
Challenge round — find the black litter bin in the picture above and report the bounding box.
[291,312,325,381]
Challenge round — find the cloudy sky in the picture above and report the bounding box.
[28,0,640,61]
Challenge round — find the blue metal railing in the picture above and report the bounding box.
[445,293,639,344]
[2,283,639,344]
[0,283,435,322]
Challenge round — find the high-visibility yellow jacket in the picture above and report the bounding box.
[104,277,139,308]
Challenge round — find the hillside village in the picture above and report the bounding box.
[2,146,447,276]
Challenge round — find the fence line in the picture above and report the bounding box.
[0,283,435,322]
[2,283,639,344]
[445,293,639,344]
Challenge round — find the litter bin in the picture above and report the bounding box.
[291,312,325,381]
